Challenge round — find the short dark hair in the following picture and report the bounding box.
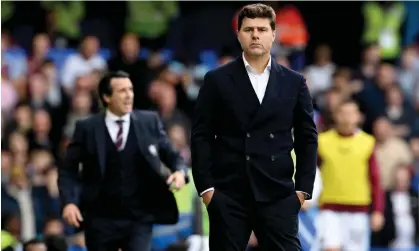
[97,71,130,107]
[237,3,276,31]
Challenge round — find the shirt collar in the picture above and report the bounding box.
[106,109,130,123]
[242,53,272,73]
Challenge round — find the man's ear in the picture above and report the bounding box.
[236,30,241,43]
[103,94,111,104]
[272,30,276,42]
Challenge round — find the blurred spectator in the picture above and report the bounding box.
[2,213,22,242]
[316,89,344,132]
[41,1,86,48]
[28,73,50,110]
[353,42,381,82]
[371,165,419,249]
[61,36,106,94]
[39,59,67,109]
[28,34,51,75]
[304,44,336,98]
[354,63,395,133]
[3,102,33,137]
[398,46,419,106]
[168,124,191,165]
[27,109,55,154]
[1,30,28,83]
[316,100,384,251]
[108,33,154,109]
[63,91,93,141]
[149,79,190,130]
[385,85,416,139]
[373,117,413,190]
[1,72,19,116]
[362,2,405,62]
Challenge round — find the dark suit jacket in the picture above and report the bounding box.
[58,110,189,224]
[191,57,318,202]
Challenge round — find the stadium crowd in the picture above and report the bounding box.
[1,1,419,251]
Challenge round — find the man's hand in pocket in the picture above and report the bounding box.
[202,190,215,206]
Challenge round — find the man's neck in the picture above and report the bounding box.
[243,53,270,73]
[335,127,358,137]
[106,108,128,118]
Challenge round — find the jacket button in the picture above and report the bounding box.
[246,155,250,161]
[270,133,274,139]
[271,156,275,161]
[246,133,251,138]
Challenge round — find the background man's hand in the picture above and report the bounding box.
[371,211,385,232]
[166,171,186,191]
[63,203,83,227]
[202,190,214,206]
[296,191,305,206]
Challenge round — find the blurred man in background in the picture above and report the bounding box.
[58,71,188,251]
[316,100,385,251]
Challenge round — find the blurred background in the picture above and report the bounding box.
[1,1,419,251]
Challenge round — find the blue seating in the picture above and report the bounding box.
[4,46,219,73]
[199,50,218,69]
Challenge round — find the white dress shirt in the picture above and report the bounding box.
[105,110,131,150]
[243,54,272,103]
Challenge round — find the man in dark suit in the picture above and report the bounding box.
[191,4,318,251]
[58,71,188,251]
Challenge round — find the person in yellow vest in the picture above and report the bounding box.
[316,100,385,251]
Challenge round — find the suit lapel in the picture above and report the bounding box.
[249,61,285,128]
[260,61,280,107]
[94,112,106,175]
[130,112,160,173]
[230,57,260,111]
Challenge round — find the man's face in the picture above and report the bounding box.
[29,74,48,99]
[72,91,92,112]
[81,36,99,58]
[364,45,380,64]
[377,64,396,89]
[121,34,139,58]
[33,110,51,135]
[33,34,50,56]
[237,17,275,57]
[104,77,134,115]
[335,103,360,129]
[373,118,392,141]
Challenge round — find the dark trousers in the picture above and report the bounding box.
[84,217,152,251]
[207,190,302,251]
